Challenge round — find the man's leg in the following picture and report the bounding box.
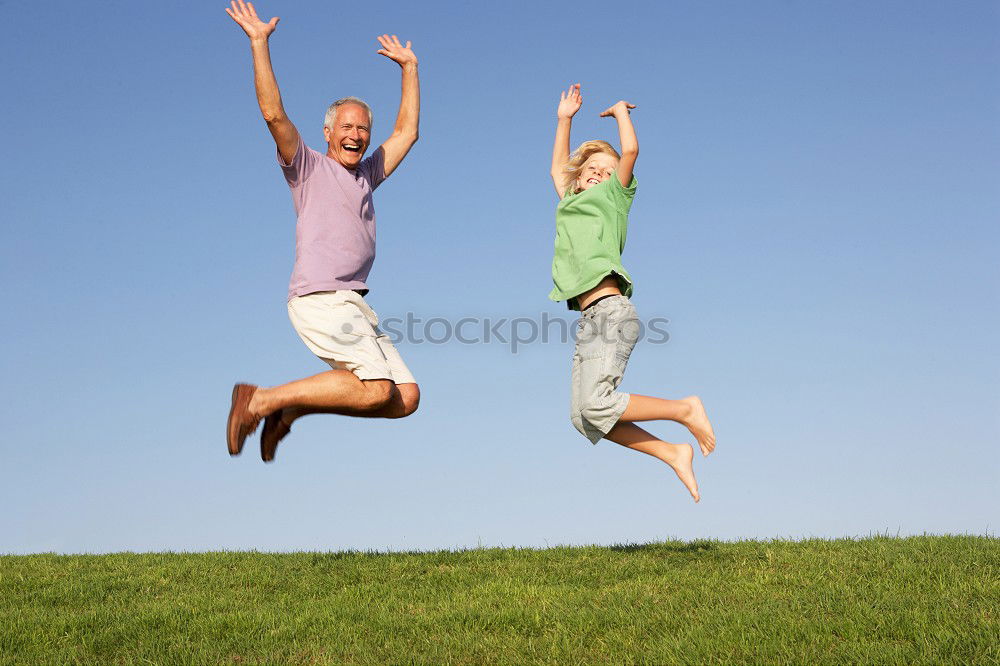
[240,292,421,459]
[619,394,716,457]
[248,369,396,419]
[604,421,700,502]
[257,380,419,462]
[276,381,419,422]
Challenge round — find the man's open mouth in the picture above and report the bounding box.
[343,143,362,153]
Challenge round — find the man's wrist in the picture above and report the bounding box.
[401,62,418,73]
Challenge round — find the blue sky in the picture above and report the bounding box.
[2,0,997,553]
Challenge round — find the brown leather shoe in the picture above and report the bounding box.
[226,383,261,456]
[261,410,291,462]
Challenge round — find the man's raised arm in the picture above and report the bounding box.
[376,35,420,178]
[226,1,299,164]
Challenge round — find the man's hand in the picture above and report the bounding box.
[226,0,279,41]
[378,34,419,178]
[226,0,297,164]
[599,100,636,118]
[558,84,583,120]
[377,34,418,68]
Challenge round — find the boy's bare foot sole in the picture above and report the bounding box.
[682,396,716,457]
[666,441,700,502]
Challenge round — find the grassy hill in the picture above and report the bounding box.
[2,536,997,664]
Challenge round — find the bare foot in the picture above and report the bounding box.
[664,441,700,502]
[681,396,716,456]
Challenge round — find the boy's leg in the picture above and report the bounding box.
[604,421,700,502]
[619,394,716,456]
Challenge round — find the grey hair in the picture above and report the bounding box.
[324,97,373,129]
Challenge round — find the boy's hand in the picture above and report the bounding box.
[377,34,418,67]
[226,0,279,41]
[599,100,636,118]
[557,83,583,119]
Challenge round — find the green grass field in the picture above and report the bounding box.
[2,536,997,664]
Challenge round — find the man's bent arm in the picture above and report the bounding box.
[376,35,420,178]
[227,1,299,164]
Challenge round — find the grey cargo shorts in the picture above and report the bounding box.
[570,295,640,443]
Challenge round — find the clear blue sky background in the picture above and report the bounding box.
[2,1,997,553]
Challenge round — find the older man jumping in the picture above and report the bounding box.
[225,1,421,462]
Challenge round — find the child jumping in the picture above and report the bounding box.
[549,83,716,502]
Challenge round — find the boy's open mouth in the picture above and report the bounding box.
[587,178,600,185]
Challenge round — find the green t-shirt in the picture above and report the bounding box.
[548,173,637,310]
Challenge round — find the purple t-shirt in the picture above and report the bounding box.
[279,135,386,300]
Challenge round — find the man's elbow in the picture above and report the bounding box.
[393,129,419,146]
[262,109,288,126]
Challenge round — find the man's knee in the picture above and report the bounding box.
[401,384,420,417]
[389,383,420,419]
[361,380,395,411]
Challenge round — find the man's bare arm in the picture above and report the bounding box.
[376,35,419,178]
[551,83,582,197]
[226,0,299,164]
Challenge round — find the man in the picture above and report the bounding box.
[225,1,421,462]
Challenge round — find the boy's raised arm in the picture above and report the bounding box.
[226,0,299,164]
[377,35,420,178]
[551,83,582,197]
[600,100,638,187]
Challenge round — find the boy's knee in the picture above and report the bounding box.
[579,401,605,427]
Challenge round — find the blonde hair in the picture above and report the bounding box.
[562,140,621,194]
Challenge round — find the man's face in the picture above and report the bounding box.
[576,152,619,192]
[323,104,371,168]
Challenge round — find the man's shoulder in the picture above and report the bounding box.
[357,146,387,189]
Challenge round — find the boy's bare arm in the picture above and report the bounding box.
[551,84,582,197]
[377,35,419,178]
[226,0,299,164]
[600,101,638,187]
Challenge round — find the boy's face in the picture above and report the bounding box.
[576,152,619,191]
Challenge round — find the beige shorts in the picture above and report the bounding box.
[287,291,416,384]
